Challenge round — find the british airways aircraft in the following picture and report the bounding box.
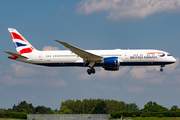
[5,28,176,75]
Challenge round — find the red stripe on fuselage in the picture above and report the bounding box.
[18,46,34,55]
[147,52,165,54]
[10,32,27,42]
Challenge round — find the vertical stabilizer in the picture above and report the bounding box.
[8,28,38,55]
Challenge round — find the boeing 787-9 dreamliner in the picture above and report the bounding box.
[4,28,176,75]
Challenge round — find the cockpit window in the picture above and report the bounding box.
[167,54,172,56]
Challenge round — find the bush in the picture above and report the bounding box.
[163,111,180,117]
[4,111,11,118]
[132,114,136,117]
[10,112,27,119]
[111,111,142,118]
[142,113,151,117]
[157,114,165,118]
[111,111,180,118]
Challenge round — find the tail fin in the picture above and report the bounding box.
[8,28,38,55]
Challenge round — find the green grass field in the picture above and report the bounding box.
[123,117,180,120]
[2,117,180,120]
[0,118,26,120]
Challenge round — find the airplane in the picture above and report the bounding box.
[5,28,176,75]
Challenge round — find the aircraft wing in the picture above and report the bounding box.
[54,40,103,65]
[4,51,28,59]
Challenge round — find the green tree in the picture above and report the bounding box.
[171,105,179,111]
[82,99,91,114]
[40,106,53,114]
[0,109,4,118]
[128,103,139,111]
[12,101,35,114]
[58,106,72,114]
[35,106,45,114]
[93,101,106,114]
[143,101,168,112]
[61,99,75,112]
[105,100,128,113]
[73,100,83,114]
[89,107,95,114]
[12,104,16,111]
[55,109,58,113]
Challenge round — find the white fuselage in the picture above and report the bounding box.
[6,28,176,74]
[15,49,176,67]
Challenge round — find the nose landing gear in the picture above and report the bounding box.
[87,68,95,75]
[160,65,165,72]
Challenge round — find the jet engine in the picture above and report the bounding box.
[103,57,120,71]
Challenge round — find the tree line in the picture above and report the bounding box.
[59,99,180,114]
[59,99,138,114]
[0,99,180,119]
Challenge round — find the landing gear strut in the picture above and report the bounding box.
[160,65,165,72]
[87,68,95,75]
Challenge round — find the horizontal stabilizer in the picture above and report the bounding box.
[4,51,28,59]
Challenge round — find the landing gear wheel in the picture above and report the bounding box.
[87,68,96,75]
[91,68,95,74]
[160,68,163,72]
[87,69,91,75]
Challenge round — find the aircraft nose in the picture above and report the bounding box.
[172,57,176,63]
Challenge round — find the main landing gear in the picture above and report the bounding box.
[87,68,95,75]
[87,61,96,75]
[160,65,165,72]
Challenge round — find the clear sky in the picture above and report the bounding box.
[0,0,180,110]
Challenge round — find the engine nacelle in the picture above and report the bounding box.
[103,57,120,71]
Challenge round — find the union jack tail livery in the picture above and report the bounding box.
[8,28,37,55]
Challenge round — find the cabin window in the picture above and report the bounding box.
[167,54,172,56]
[46,55,51,57]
